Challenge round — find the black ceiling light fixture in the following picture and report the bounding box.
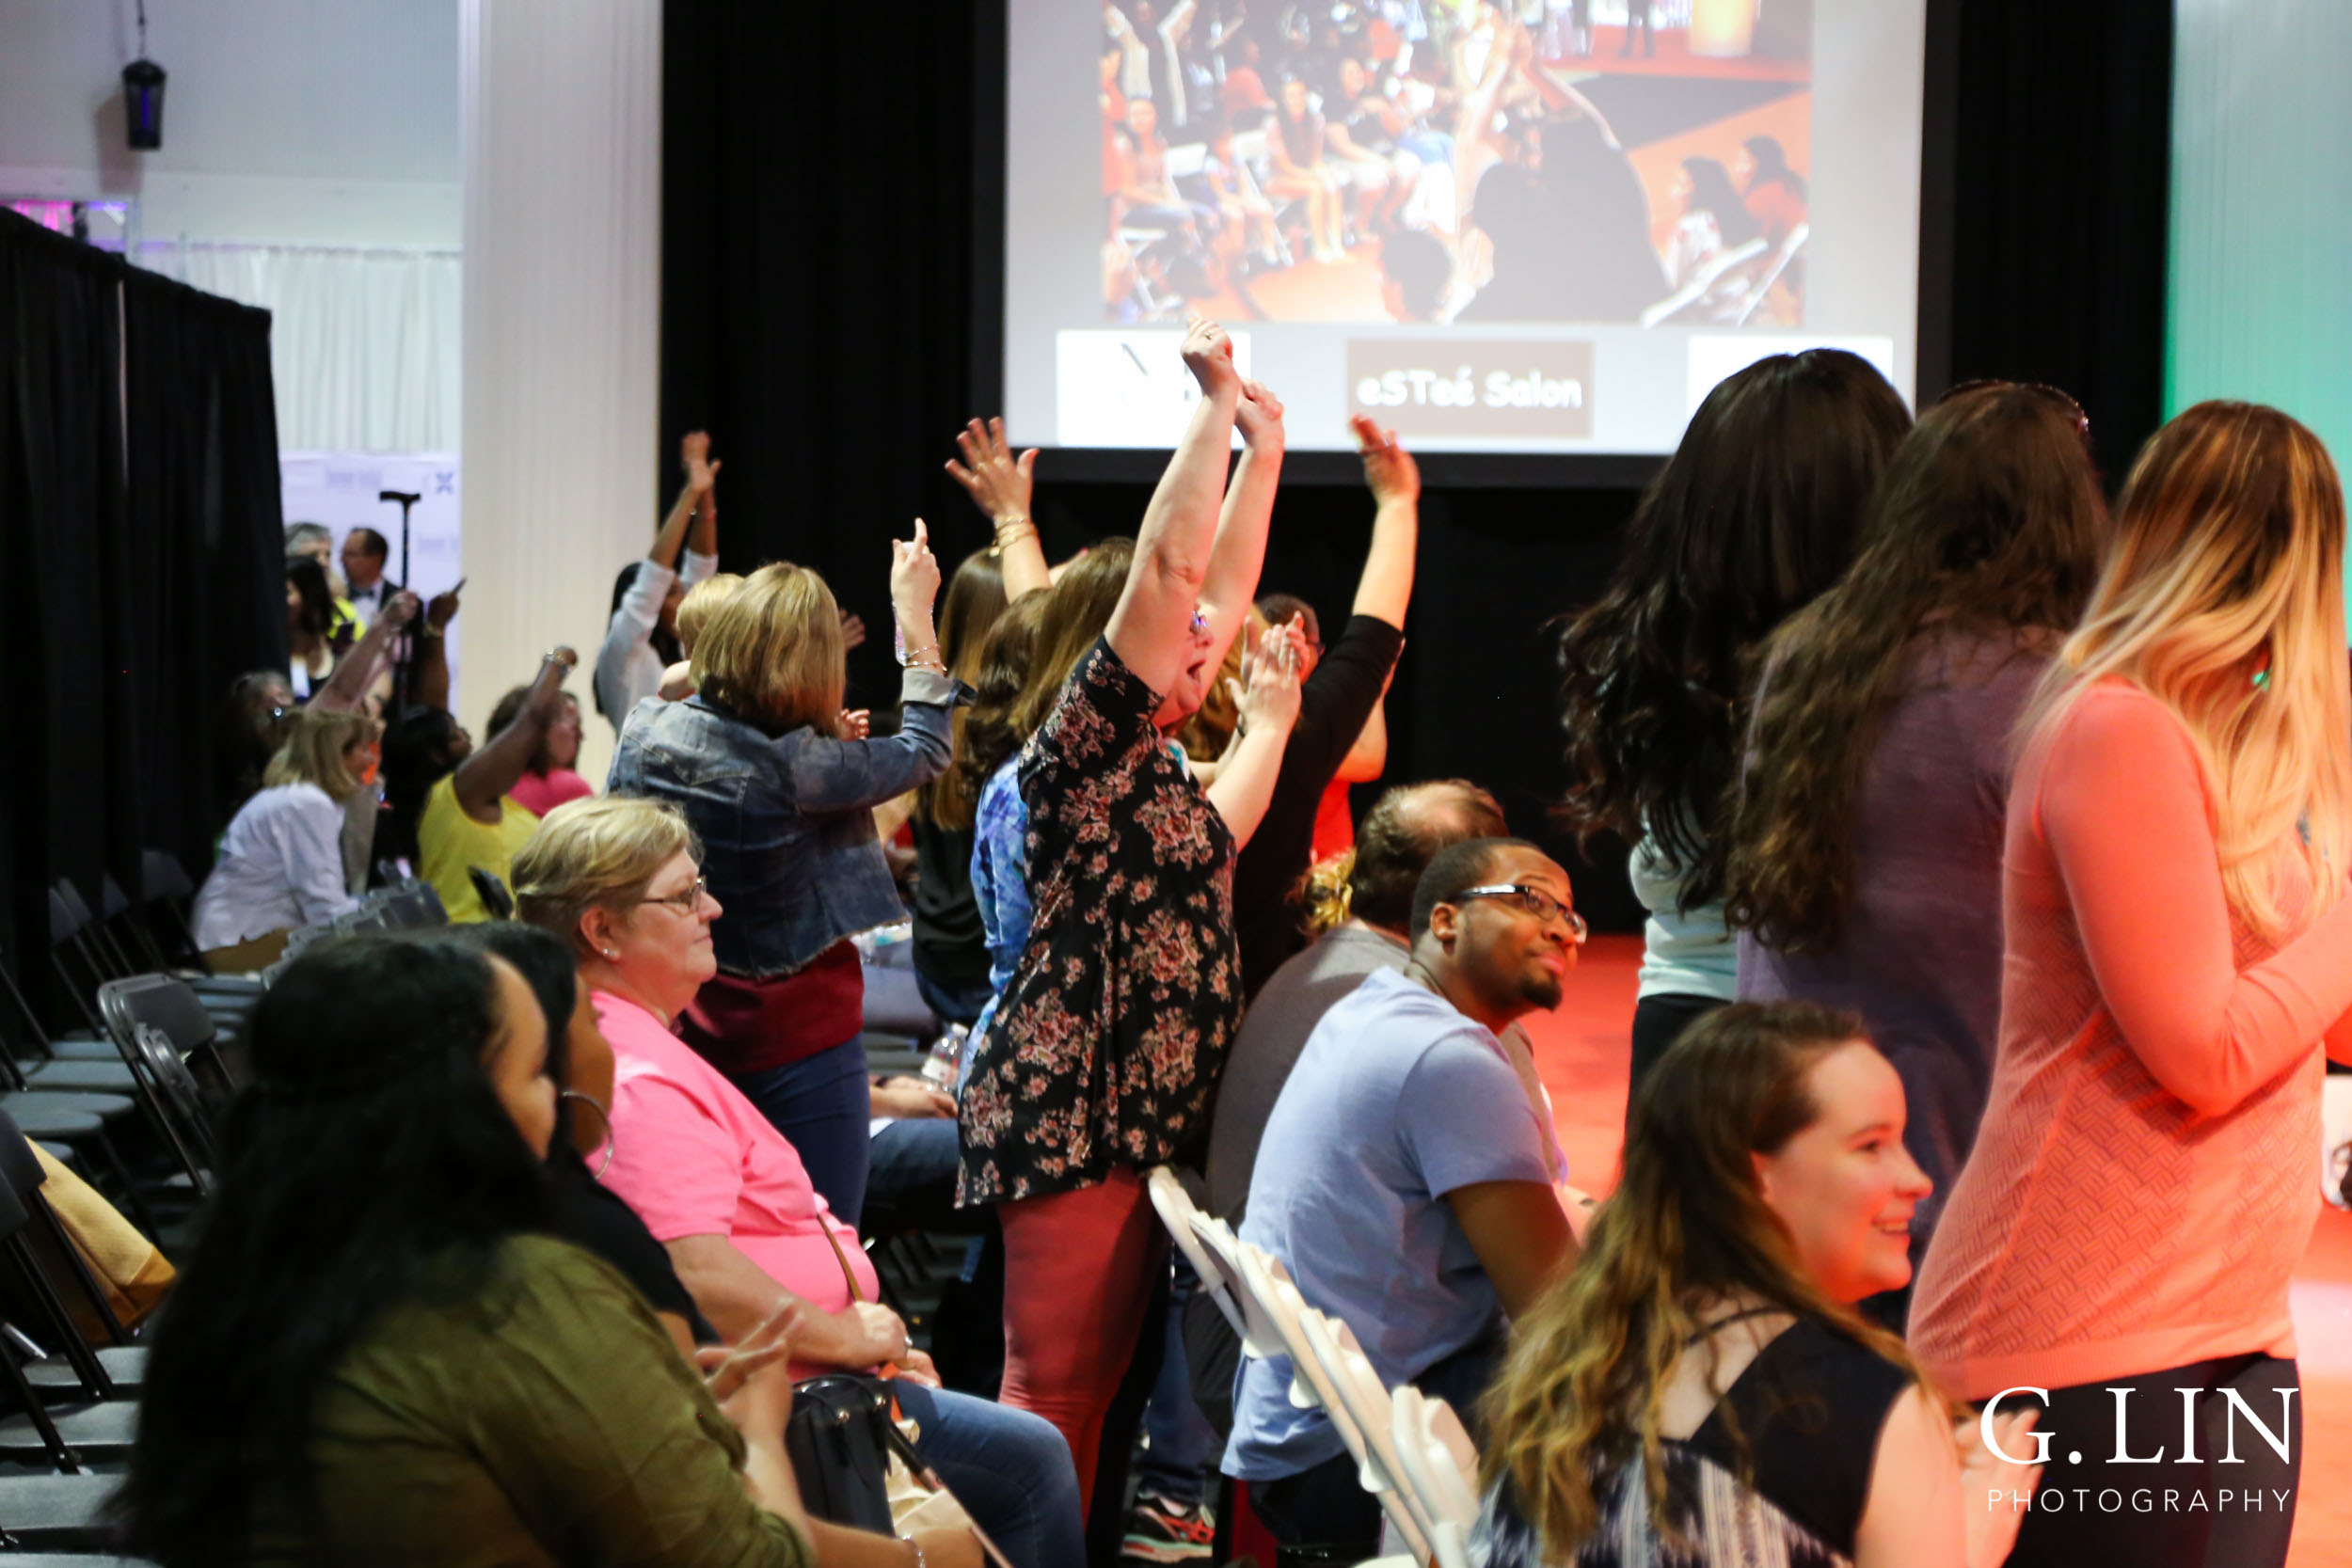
[122,0,167,150]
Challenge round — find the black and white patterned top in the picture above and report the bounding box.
[1470,1321,1911,1568]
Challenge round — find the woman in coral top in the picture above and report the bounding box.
[1911,402,2352,1568]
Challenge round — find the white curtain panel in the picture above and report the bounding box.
[457,0,660,783]
[148,242,462,454]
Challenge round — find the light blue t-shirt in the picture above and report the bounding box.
[1223,968,1559,1481]
[1629,832,1737,1003]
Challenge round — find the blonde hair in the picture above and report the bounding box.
[675,572,747,658]
[511,796,701,957]
[690,562,844,733]
[2023,401,2351,939]
[262,708,377,801]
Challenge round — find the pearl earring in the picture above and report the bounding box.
[602,948,618,959]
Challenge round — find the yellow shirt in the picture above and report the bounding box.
[420,772,540,923]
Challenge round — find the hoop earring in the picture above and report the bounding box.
[559,1089,617,1179]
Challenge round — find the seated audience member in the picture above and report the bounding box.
[487,684,595,817]
[222,669,298,814]
[658,570,747,701]
[1265,76,1344,262]
[608,528,954,1227]
[511,798,1086,1568]
[383,646,577,922]
[1738,134,1808,246]
[596,430,720,732]
[1231,416,1418,996]
[1378,228,1452,323]
[1472,1002,2037,1568]
[339,525,402,626]
[116,936,816,1568]
[193,707,377,967]
[1225,836,1583,1557]
[284,555,356,702]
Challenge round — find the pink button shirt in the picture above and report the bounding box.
[593,991,880,1328]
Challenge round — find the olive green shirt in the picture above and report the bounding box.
[249,1234,811,1568]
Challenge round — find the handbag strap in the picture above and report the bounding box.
[820,1219,866,1305]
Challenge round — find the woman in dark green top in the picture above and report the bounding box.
[115,935,813,1568]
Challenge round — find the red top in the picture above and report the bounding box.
[507,767,594,818]
[1912,679,2352,1398]
[678,938,864,1075]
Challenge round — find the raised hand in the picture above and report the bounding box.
[425,578,466,633]
[1234,620,1304,736]
[839,610,868,651]
[548,645,580,671]
[946,417,1039,527]
[680,430,721,495]
[889,517,943,626]
[1180,315,1240,397]
[380,591,421,630]
[1350,414,1420,507]
[1234,378,1287,452]
[838,708,872,741]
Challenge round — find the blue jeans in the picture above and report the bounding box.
[727,1036,872,1226]
[1132,1256,1218,1507]
[897,1380,1087,1568]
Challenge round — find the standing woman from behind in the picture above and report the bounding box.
[609,527,953,1229]
[1724,382,2106,1299]
[1473,1002,2035,1568]
[193,707,377,967]
[958,320,1303,1528]
[1911,404,2352,1568]
[1556,349,1911,1101]
[114,937,814,1568]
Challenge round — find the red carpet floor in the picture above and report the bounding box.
[1521,935,2350,1563]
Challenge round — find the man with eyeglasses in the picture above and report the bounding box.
[1223,836,1585,1560]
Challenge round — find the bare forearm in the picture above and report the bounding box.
[315,617,404,709]
[453,657,564,816]
[1200,443,1283,651]
[998,526,1051,600]
[412,632,451,714]
[690,487,718,562]
[1204,721,1295,848]
[651,482,697,571]
[1112,388,1241,681]
[1350,498,1418,626]
[1337,701,1387,784]
[668,1237,871,1366]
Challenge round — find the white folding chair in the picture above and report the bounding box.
[1391,1386,1482,1568]
[1147,1166,1250,1340]
[1295,1306,1440,1560]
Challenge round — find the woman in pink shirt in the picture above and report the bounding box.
[490,686,595,817]
[1911,403,2352,1568]
[512,796,1084,1568]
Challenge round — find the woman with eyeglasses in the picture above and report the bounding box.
[512,797,1078,1568]
[607,524,951,1231]
[1723,382,2108,1316]
[957,320,1301,1545]
[1910,404,2352,1568]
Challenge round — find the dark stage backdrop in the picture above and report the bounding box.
[0,211,286,989]
[660,0,2172,933]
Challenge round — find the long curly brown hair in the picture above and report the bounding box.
[1553,351,1912,909]
[1723,383,2107,951]
[1480,1002,1940,1557]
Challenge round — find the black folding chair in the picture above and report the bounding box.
[0,1117,136,1402]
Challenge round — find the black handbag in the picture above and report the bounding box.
[785,1372,898,1532]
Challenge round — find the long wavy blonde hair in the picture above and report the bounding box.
[2021,401,2351,940]
[1481,1003,1938,1556]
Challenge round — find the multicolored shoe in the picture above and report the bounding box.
[1121,1492,1216,1564]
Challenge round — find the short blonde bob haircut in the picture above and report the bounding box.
[512,796,702,958]
[262,707,378,802]
[675,572,747,659]
[690,562,844,733]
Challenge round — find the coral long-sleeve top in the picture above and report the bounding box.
[1912,679,2352,1399]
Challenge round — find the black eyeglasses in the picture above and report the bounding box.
[1454,884,1589,942]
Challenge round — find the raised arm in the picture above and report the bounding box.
[311,593,418,712]
[653,431,717,575]
[453,648,576,823]
[1347,415,1420,628]
[1205,626,1303,846]
[1335,696,1389,784]
[1107,319,1246,694]
[946,418,1051,600]
[1196,380,1287,670]
[410,579,464,716]
[685,432,719,568]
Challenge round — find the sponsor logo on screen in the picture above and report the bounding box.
[1345,341,1595,439]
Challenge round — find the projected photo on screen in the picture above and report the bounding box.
[1099,5,1810,331]
[1005,2,1926,455]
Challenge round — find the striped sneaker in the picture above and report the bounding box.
[1121,1492,1216,1564]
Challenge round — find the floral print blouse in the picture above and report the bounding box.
[958,638,1242,1203]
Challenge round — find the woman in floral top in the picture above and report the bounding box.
[959,319,1305,1527]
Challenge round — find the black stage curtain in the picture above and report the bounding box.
[0,210,284,986]
[662,1,2173,932]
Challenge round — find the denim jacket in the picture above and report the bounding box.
[607,669,960,979]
